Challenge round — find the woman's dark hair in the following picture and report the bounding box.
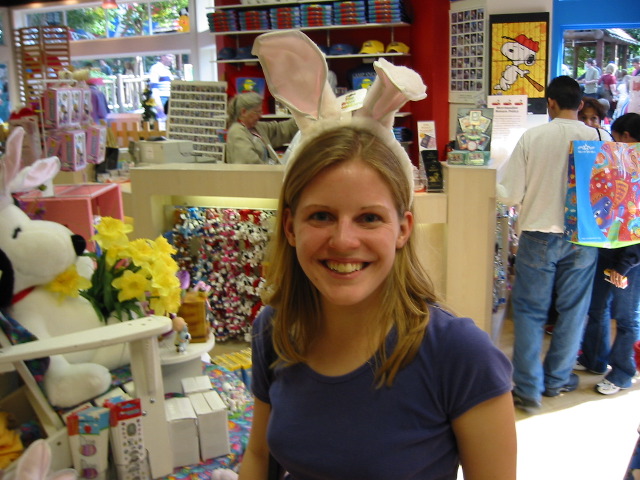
[546,75,583,110]
[611,113,640,142]
[579,97,607,122]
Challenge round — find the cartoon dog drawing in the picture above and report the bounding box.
[494,34,542,92]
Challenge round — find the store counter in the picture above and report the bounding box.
[129,163,497,334]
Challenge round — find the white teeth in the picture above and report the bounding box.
[326,261,364,273]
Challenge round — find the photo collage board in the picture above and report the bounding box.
[449,6,486,104]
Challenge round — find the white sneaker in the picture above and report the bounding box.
[595,378,622,395]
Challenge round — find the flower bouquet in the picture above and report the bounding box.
[77,217,182,322]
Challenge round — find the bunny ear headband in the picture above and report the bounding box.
[251,29,427,204]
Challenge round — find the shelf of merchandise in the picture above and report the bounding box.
[209,22,410,36]
[216,52,410,64]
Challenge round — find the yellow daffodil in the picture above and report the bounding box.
[154,235,177,256]
[111,269,150,303]
[92,217,133,251]
[46,264,91,299]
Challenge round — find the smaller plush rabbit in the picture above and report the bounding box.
[1,439,76,480]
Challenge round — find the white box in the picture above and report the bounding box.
[137,140,195,164]
[181,375,213,395]
[164,397,200,468]
[189,391,230,461]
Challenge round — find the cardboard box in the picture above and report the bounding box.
[164,397,200,468]
[59,130,87,171]
[177,291,210,342]
[105,398,150,480]
[43,88,72,129]
[137,140,195,164]
[69,88,83,127]
[67,406,110,480]
[181,375,213,395]
[189,391,230,461]
[86,124,107,164]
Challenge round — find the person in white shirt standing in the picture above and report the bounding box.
[149,54,174,119]
[497,75,600,413]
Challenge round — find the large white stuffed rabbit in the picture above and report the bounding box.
[0,128,128,408]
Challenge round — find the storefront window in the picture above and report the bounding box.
[23,0,189,42]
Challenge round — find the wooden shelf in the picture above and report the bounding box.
[210,22,410,36]
[216,52,410,63]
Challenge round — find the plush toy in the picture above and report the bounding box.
[172,316,191,354]
[0,412,23,469]
[1,439,77,480]
[0,127,129,408]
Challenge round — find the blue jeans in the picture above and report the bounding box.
[579,252,640,388]
[512,231,598,402]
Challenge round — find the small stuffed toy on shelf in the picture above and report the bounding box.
[172,316,191,354]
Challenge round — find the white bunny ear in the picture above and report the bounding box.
[9,157,60,195]
[353,58,427,130]
[252,30,341,131]
[1,127,27,197]
[13,439,51,480]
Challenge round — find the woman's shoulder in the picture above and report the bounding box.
[424,304,495,350]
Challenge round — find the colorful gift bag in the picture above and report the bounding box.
[565,140,640,248]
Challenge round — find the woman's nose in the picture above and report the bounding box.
[329,219,360,250]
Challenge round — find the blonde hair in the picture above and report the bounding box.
[261,125,437,387]
[605,63,617,75]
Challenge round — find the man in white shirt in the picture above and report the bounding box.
[149,54,174,119]
[497,75,600,412]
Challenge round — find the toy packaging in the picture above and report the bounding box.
[86,124,107,165]
[69,88,83,127]
[182,375,213,395]
[105,398,150,480]
[59,129,87,171]
[67,406,111,480]
[43,88,72,129]
[177,290,210,342]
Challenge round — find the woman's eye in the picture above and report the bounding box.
[361,213,382,223]
[309,211,331,222]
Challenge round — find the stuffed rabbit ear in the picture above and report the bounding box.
[12,439,51,480]
[9,157,60,195]
[353,58,427,130]
[1,127,27,197]
[252,30,341,131]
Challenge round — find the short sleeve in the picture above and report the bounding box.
[250,306,276,404]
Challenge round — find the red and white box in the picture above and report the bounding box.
[105,398,149,480]
[188,391,230,461]
[165,397,200,468]
[67,406,110,480]
[59,129,87,171]
[43,88,72,129]
[86,124,107,164]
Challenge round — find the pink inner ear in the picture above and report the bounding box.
[15,158,60,192]
[254,31,328,119]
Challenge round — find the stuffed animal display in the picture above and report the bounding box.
[0,127,129,408]
[1,439,77,480]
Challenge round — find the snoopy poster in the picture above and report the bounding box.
[489,12,549,114]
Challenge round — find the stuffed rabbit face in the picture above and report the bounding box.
[1,440,77,480]
[251,30,427,204]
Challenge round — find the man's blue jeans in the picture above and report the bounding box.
[512,231,598,402]
[579,253,640,388]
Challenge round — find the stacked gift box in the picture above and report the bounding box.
[333,1,367,25]
[238,10,270,31]
[300,3,333,27]
[207,10,239,33]
[41,87,107,172]
[269,6,301,29]
[367,0,410,23]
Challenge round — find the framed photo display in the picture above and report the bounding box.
[449,5,486,104]
[488,12,549,114]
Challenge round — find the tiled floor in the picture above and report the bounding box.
[209,319,640,479]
